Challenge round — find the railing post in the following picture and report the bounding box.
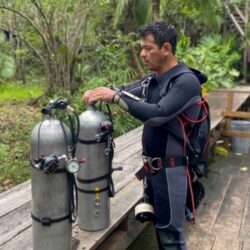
[244,0,249,83]
[223,92,234,148]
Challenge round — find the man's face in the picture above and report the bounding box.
[140,34,169,73]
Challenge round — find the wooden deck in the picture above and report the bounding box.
[186,152,250,250]
[0,87,249,250]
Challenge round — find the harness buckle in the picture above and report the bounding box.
[142,155,161,172]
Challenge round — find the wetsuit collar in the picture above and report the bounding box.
[153,62,190,96]
[152,62,208,97]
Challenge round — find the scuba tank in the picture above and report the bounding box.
[30,100,80,250]
[76,103,121,231]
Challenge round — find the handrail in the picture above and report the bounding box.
[233,5,247,23]
[224,3,245,36]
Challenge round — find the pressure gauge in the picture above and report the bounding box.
[66,158,80,173]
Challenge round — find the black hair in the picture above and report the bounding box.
[138,21,177,54]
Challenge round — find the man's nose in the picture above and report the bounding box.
[140,49,146,58]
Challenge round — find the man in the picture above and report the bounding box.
[83,21,206,249]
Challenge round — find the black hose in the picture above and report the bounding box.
[106,103,113,124]
[68,173,78,223]
[108,137,115,198]
[59,119,78,224]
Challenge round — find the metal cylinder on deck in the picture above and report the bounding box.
[30,117,72,250]
[76,105,110,231]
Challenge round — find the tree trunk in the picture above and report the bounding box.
[152,0,160,20]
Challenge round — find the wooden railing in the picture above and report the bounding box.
[215,89,250,148]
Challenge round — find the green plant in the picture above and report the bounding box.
[177,33,241,90]
[0,104,41,189]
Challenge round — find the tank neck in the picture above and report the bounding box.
[87,104,96,111]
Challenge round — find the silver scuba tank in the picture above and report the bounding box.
[76,104,115,231]
[30,100,79,250]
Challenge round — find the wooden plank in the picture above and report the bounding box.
[0,201,31,246]
[242,240,250,250]
[213,176,250,240]
[222,111,250,119]
[73,177,143,250]
[238,181,250,240]
[213,88,250,94]
[212,238,243,250]
[187,231,215,250]
[0,180,30,199]
[114,140,142,163]
[114,126,142,152]
[188,174,232,234]
[112,163,140,193]
[0,181,31,218]
[0,226,32,250]
[223,130,250,137]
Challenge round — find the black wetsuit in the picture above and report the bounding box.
[118,62,206,249]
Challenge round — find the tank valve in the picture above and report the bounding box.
[33,154,67,174]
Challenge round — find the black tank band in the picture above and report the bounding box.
[31,213,70,226]
[77,173,111,184]
[78,138,107,144]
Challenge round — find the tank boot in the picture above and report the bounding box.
[155,228,187,250]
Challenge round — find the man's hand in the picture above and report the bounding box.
[82,87,117,104]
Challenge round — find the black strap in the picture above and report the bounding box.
[78,138,107,144]
[77,173,111,184]
[161,156,188,168]
[77,186,109,194]
[135,156,188,181]
[31,213,70,226]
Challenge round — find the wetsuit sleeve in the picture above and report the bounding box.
[119,73,201,126]
[122,79,144,97]
[119,73,153,97]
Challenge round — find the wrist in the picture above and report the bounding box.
[112,92,121,104]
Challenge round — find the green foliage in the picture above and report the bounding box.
[162,0,223,42]
[177,33,241,90]
[82,31,137,85]
[114,0,151,28]
[113,109,141,137]
[0,82,44,104]
[0,104,41,189]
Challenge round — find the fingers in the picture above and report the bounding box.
[82,87,117,104]
[82,90,92,104]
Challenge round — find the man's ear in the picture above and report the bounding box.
[162,42,172,56]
